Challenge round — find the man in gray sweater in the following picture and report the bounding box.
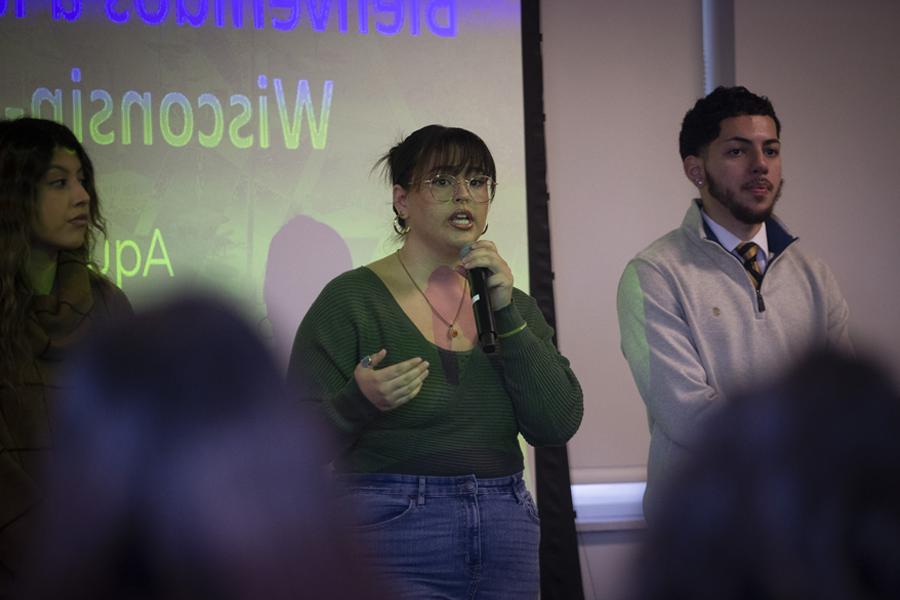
[617,86,852,521]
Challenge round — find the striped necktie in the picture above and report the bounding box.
[736,242,764,289]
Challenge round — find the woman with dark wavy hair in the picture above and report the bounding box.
[0,117,131,592]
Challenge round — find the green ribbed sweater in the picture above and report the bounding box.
[288,267,583,477]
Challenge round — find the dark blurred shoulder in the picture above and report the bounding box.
[88,271,134,319]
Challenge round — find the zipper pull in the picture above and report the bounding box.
[756,289,766,312]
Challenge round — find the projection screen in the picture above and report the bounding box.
[1,0,528,368]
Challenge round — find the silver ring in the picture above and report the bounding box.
[360,355,373,368]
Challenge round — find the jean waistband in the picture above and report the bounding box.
[334,471,527,500]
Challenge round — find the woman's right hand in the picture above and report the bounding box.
[354,349,429,411]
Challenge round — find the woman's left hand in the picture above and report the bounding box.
[458,240,514,311]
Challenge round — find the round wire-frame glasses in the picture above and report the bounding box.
[420,174,497,203]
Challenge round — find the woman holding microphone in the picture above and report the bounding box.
[289,124,582,599]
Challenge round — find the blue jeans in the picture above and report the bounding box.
[336,472,540,599]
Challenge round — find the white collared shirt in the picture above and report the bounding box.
[701,209,770,272]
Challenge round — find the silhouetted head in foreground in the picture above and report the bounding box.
[632,349,900,600]
[21,295,386,599]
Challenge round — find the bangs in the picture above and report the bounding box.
[412,128,496,183]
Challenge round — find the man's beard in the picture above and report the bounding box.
[705,169,783,225]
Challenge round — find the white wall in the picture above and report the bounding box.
[542,0,703,483]
[543,0,900,486]
[734,0,900,382]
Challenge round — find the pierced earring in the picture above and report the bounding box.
[696,180,704,187]
[393,215,410,235]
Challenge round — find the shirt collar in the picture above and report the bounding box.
[700,209,770,264]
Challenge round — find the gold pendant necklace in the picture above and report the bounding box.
[396,249,467,340]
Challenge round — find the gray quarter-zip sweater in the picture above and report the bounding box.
[617,201,851,519]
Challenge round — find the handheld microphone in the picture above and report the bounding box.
[466,266,498,354]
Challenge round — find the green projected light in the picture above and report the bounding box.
[1,0,527,368]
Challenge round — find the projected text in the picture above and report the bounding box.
[98,228,175,288]
[5,69,333,150]
[1,0,457,37]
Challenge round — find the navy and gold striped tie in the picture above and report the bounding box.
[736,242,764,289]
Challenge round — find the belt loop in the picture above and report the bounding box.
[417,477,426,506]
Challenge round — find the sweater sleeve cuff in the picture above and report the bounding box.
[323,376,381,433]
[494,302,527,337]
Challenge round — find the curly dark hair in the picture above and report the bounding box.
[374,124,497,234]
[678,86,781,159]
[0,118,107,384]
